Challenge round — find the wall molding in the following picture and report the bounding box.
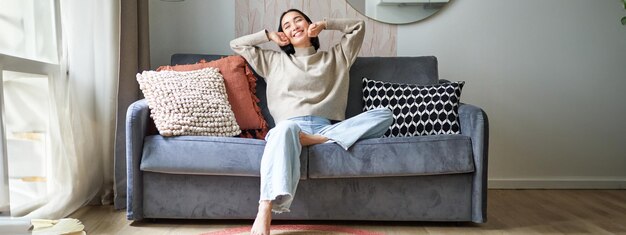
[489,178,626,189]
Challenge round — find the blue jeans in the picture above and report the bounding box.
[259,108,393,213]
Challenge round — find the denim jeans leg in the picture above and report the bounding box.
[290,116,332,134]
[259,120,302,213]
[318,108,394,150]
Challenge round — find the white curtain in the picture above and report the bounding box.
[18,0,119,218]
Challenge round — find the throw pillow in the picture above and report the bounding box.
[157,56,269,139]
[362,77,464,137]
[137,67,241,137]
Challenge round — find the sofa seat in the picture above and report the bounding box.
[140,134,473,181]
[139,135,308,179]
[308,134,474,178]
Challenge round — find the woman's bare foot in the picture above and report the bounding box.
[299,132,329,146]
[251,201,272,235]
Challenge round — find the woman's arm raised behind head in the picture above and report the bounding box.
[230,30,281,78]
[325,18,366,66]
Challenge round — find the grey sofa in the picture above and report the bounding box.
[125,54,489,223]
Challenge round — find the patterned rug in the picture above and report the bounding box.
[199,225,384,235]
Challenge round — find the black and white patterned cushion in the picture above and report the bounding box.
[362,77,464,137]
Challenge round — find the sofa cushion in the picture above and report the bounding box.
[139,135,307,179]
[136,67,241,137]
[307,134,474,179]
[362,78,464,137]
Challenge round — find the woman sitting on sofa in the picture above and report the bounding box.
[230,9,393,235]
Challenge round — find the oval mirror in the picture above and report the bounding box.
[346,0,450,24]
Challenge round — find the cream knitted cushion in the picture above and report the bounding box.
[136,67,241,137]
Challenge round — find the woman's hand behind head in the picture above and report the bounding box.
[307,21,326,37]
[268,31,290,46]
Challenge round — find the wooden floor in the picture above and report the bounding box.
[70,190,626,234]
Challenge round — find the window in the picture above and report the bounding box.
[0,0,59,63]
[0,0,61,216]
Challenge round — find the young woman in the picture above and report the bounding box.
[230,9,393,235]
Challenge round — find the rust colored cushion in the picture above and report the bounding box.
[157,56,268,139]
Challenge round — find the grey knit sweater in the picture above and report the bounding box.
[230,18,365,123]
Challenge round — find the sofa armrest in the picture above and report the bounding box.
[458,103,489,223]
[126,99,150,220]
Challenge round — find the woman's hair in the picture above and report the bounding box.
[278,9,320,55]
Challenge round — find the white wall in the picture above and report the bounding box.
[149,0,235,69]
[398,0,626,188]
[149,0,626,188]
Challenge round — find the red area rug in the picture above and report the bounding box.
[199,225,384,235]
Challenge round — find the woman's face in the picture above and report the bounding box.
[281,11,312,48]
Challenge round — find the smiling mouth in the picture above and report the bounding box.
[292,30,304,38]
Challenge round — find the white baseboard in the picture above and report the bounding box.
[488,178,626,189]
